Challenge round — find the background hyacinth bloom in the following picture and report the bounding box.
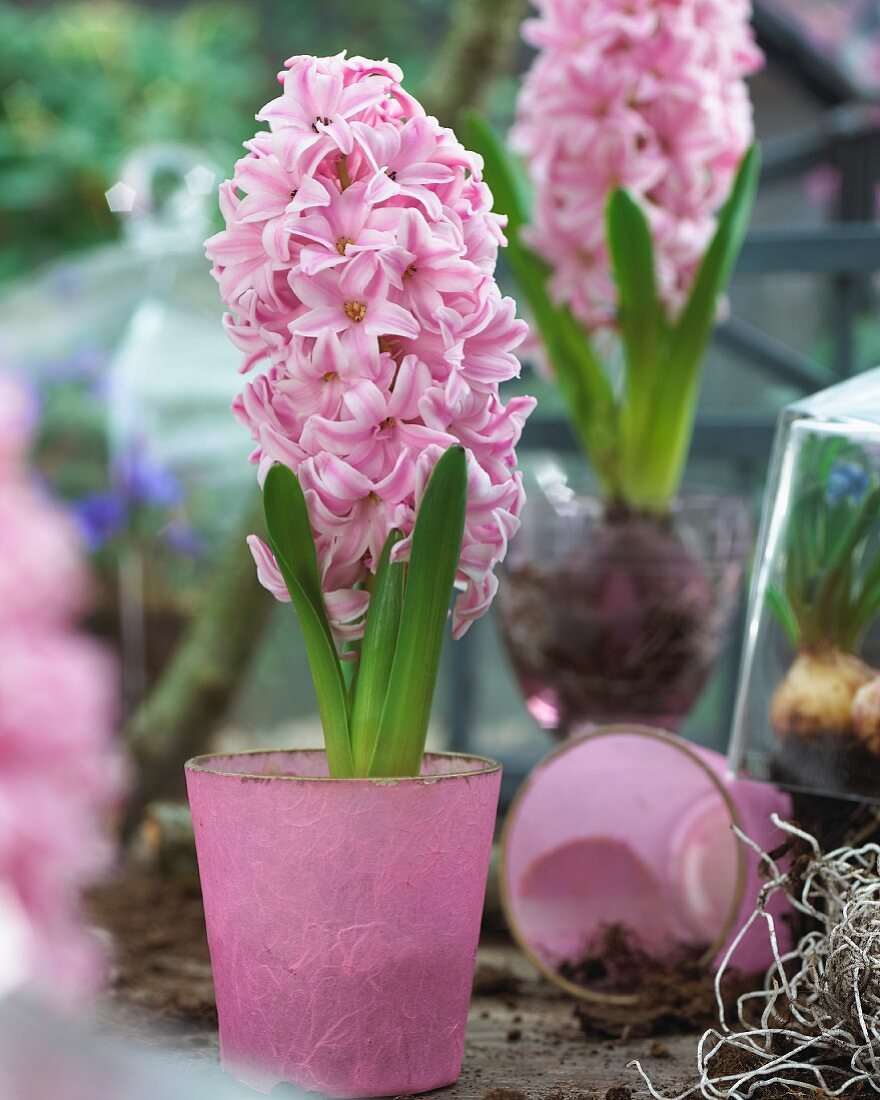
[0,374,121,1006]
[206,52,533,644]
[512,0,763,330]
[466,0,762,512]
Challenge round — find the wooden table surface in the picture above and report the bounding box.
[89,871,700,1100]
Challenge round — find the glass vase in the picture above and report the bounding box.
[496,475,752,736]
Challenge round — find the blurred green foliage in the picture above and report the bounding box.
[34,372,109,503]
[0,0,266,280]
[0,0,462,283]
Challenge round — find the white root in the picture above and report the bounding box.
[632,814,880,1098]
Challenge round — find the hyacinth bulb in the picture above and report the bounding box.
[852,675,880,755]
[770,647,875,741]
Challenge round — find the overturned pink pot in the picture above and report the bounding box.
[185,749,501,1097]
[501,726,792,1000]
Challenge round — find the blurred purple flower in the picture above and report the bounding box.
[161,520,203,560]
[117,449,182,509]
[826,460,871,506]
[71,493,127,551]
[47,347,107,384]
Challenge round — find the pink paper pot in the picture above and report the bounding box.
[185,749,501,1098]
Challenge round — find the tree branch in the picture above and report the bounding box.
[121,494,272,838]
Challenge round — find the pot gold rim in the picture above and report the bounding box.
[498,724,748,1007]
[184,746,502,782]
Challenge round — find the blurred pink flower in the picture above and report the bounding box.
[804,163,842,210]
[0,374,121,1006]
[207,52,534,641]
[512,0,763,329]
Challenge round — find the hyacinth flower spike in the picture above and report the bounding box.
[463,0,762,514]
[207,52,534,777]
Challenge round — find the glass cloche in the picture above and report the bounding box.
[730,367,880,802]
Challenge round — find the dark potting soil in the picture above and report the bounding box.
[86,868,218,1037]
[497,510,731,733]
[561,925,756,1041]
[771,733,880,815]
[473,962,523,998]
[705,1039,879,1099]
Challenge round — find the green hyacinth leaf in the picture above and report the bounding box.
[368,446,467,778]
[607,187,662,395]
[350,529,406,775]
[263,464,354,777]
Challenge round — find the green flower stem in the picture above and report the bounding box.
[467,115,759,514]
[368,446,467,777]
[349,530,405,774]
[616,359,705,511]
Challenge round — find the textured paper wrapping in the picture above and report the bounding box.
[502,728,792,988]
[186,750,501,1097]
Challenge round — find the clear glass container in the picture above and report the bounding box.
[730,367,880,802]
[496,465,752,735]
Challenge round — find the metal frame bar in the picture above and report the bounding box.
[713,317,833,392]
[752,3,865,104]
[761,104,880,181]
[518,412,779,461]
[736,225,880,275]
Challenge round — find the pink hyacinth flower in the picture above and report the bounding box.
[207,52,534,642]
[512,0,763,330]
[0,373,121,1007]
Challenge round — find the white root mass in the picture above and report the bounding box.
[632,816,880,1098]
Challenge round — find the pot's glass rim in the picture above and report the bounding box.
[185,747,502,782]
[520,454,752,509]
[503,486,754,576]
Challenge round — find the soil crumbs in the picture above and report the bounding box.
[87,868,217,1052]
[88,869,701,1097]
[561,925,757,1041]
[706,1040,880,1099]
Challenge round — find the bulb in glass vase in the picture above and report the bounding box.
[496,471,752,737]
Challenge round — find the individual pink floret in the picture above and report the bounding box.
[207,53,534,641]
